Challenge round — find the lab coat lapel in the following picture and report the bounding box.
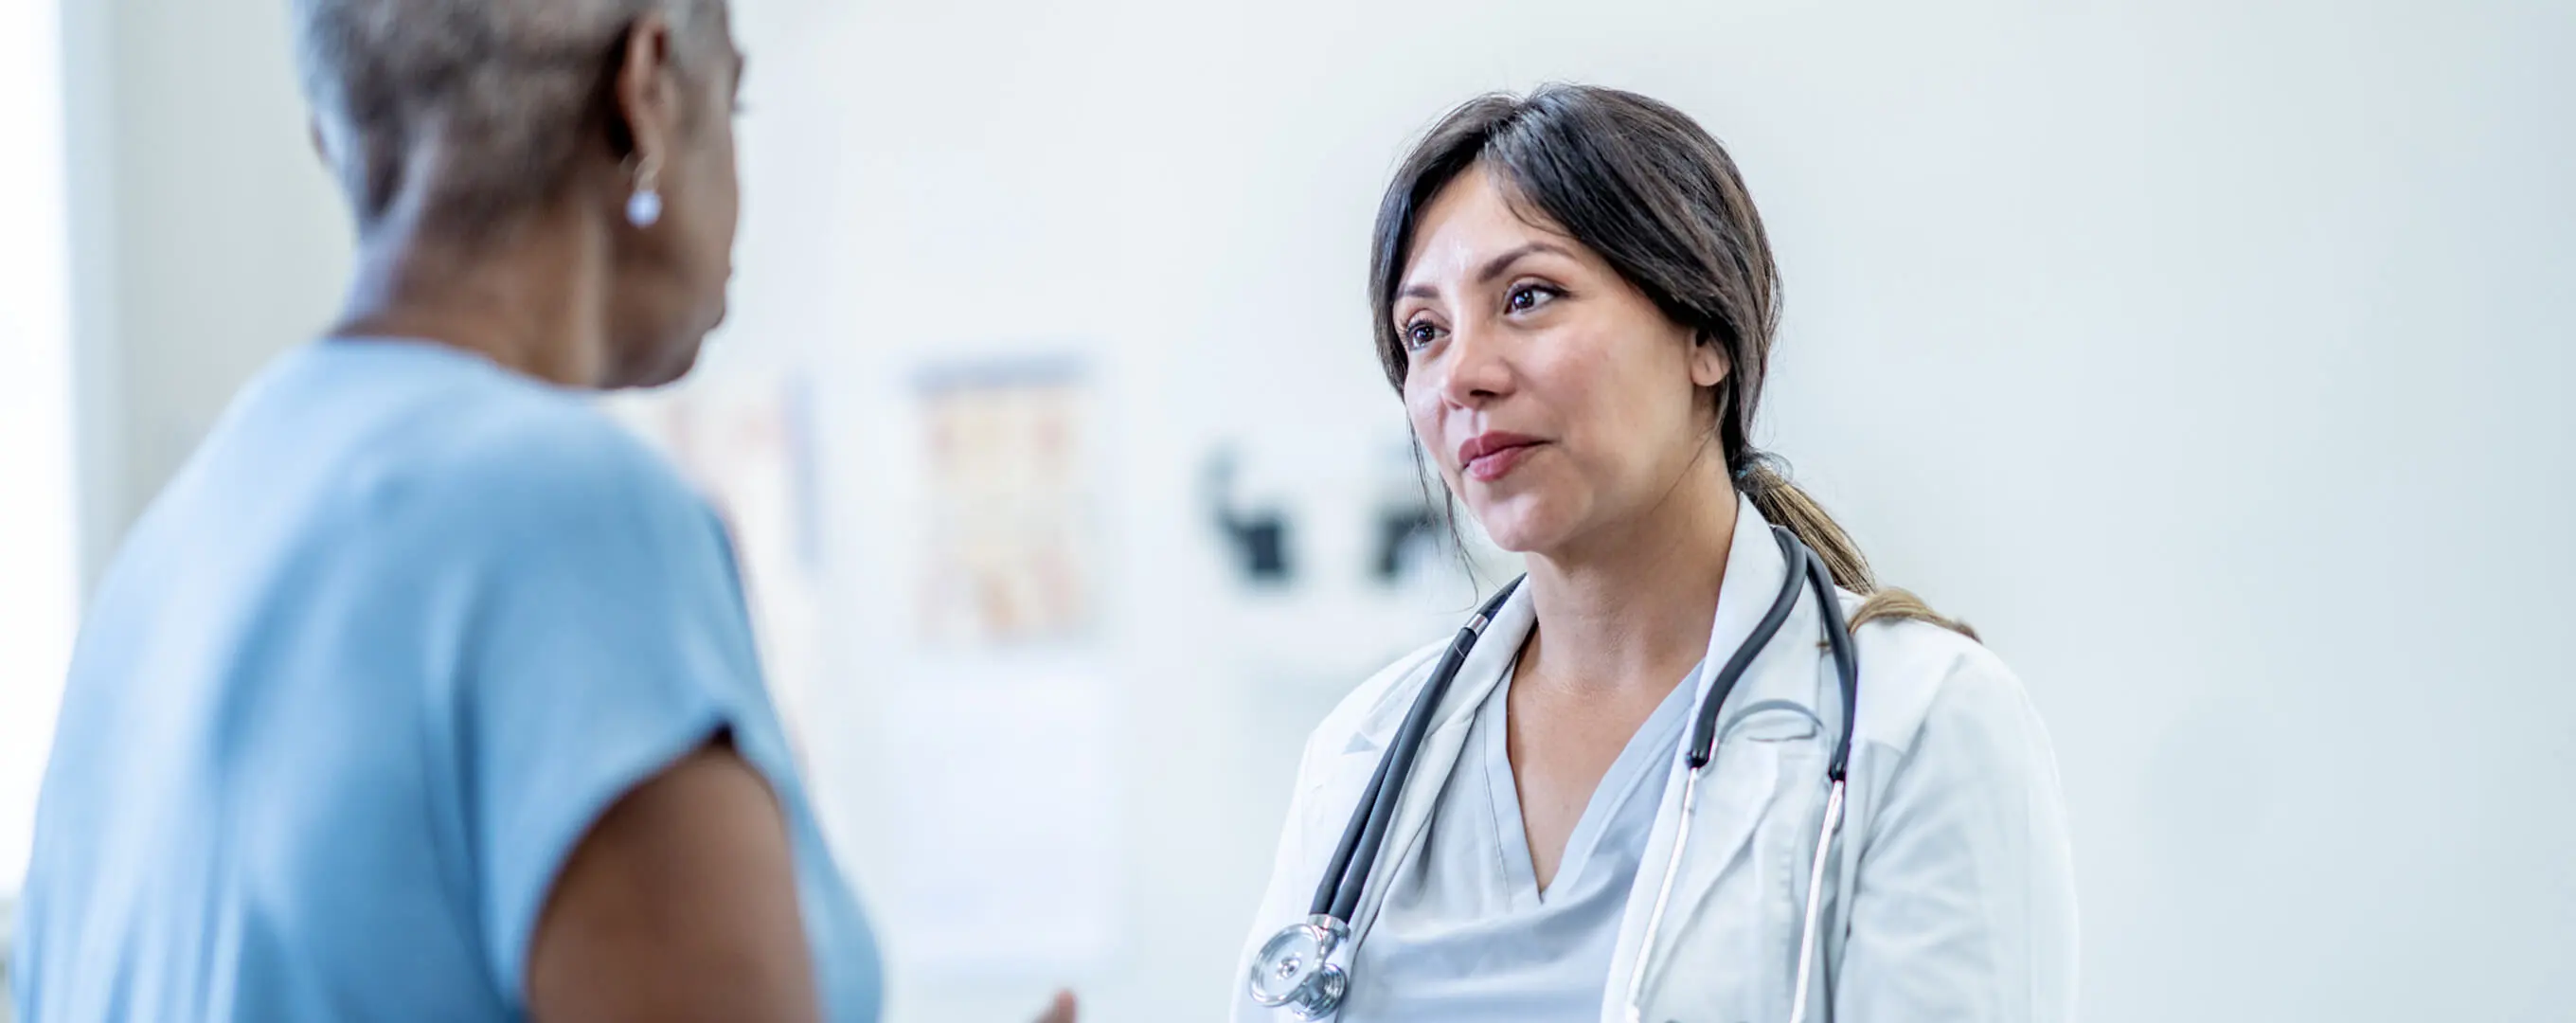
[1345,580,1538,944]
[1600,497,1842,1023]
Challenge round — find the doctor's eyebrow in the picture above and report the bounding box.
[1396,242,1579,301]
[1476,242,1575,283]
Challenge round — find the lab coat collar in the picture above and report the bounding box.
[1691,494,1840,734]
[1341,581,1532,942]
[1598,495,1847,1022]
[1342,494,1835,756]
[1346,570,1537,753]
[1340,495,1839,944]
[1350,492,1834,742]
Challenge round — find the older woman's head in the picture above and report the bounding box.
[292,0,743,386]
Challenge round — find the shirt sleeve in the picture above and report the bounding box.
[438,421,769,1006]
[1834,653,2081,1022]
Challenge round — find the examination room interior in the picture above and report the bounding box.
[1,0,2570,1020]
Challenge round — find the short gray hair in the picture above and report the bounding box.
[291,0,724,235]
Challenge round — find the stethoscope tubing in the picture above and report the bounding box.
[1263,527,1859,1021]
[1307,578,1522,920]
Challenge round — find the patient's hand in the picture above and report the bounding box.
[1033,990,1077,1023]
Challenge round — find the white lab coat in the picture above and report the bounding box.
[1230,496,2079,1023]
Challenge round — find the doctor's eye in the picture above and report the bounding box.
[1505,282,1561,314]
[1403,319,1446,352]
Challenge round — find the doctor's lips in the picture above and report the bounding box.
[1458,431,1546,482]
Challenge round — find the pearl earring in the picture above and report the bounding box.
[625,153,663,227]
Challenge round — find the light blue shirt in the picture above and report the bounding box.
[11,339,880,1022]
[1337,655,1697,1021]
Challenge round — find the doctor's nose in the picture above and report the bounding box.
[1434,320,1515,410]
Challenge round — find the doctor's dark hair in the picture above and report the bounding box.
[1371,84,1974,638]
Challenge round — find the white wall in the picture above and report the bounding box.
[72,0,351,572]
[14,0,345,903]
[56,1,2576,1021]
[0,0,80,895]
[779,2,2576,1020]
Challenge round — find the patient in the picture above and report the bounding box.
[9,2,1070,1022]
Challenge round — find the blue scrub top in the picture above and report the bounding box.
[1336,655,1697,1022]
[11,339,881,1022]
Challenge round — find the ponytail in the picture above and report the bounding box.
[1740,459,1979,641]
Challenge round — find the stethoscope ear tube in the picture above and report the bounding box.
[1785,779,1847,1023]
[1312,577,1524,922]
[1306,728,1399,917]
[1629,530,1864,1023]
[1279,529,1866,1022]
[1801,546,1860,782]
[1686,528,1812,769]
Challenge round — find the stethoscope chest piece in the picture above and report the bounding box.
[1247,529,1859,1022]
[1248,914,1353,1018]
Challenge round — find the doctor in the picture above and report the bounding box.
[1233,85,2077,1023]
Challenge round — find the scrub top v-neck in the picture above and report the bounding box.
[1333,654,1699,1022]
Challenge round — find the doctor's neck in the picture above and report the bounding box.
[1518,453,1739,696]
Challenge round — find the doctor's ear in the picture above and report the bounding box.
[1688,331,1730,388]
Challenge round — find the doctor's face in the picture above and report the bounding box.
[1396,166,1727,556]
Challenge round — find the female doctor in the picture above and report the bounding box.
[1232,85,2077,1023]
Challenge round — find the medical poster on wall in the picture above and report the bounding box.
[910,356,1097,648]
[875,351,1123,978]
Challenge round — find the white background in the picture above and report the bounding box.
[0,0,79,896]
[14,1,2575,1021]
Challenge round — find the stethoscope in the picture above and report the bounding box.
[1246,526,1860,1023]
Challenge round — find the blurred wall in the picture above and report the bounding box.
[63,0,351,587]
[1,0,80,906]
[57,1,2576,1022]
